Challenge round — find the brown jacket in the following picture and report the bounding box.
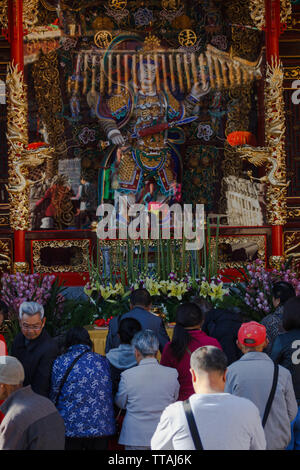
[0,385,65,450]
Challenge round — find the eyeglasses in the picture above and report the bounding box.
[21,323,43,331]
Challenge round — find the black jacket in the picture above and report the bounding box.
[270,329,300,403]
[202,308,243,365]
[105,306,170,354]
[11,328,59,398]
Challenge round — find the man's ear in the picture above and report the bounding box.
[190,368,197,383]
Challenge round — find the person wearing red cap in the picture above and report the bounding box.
[225,321,298,450]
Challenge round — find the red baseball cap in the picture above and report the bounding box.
[238,321,266,347]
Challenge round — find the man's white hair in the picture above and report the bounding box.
[19,301,44,320]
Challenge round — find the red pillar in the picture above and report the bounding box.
[265,0,281,63]
[7,0,26,265]
[7,0,24,71]
[265,0,284,260]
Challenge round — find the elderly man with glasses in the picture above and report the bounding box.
[11,301,59,398]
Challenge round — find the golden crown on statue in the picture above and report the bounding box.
[141,34,162,57]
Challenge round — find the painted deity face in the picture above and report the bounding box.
[137,62,157,86]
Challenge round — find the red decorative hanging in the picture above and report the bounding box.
[27,142,49,150]
[226,131,257,147]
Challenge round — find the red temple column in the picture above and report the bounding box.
[7,0,27,267]
[7,0,24,72]
[264,0,285,260]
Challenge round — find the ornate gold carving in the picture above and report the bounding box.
[0,214,10,226]
[109,0,127,10]
[32,51,67,172]
[8,143,54,194]
[286,15,300,30]
[6,62,54,231]
[284,67,300,80]
[237,146,287,187]
[0,239,12,273]
[94,31,113,49]
[285,231,300,253]
[178,29,197,47]
[264,60,288,225]
[288,208,300,219]
[269,255,285,270]
[226,0,262,62]
[249,0,292,30]
[235,60,288,225]
[0,1,8,29]
[6,62,30,231]
[285,232,300,270]
[143,34,162,53]
[32,239,91,273]
[0,0,39,31]
[13,261,29,274]
[248,0,265,30]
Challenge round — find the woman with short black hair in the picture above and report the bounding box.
[261,281,296,353]
[49,326,115,450]
[160,302,222,401]
[106,317,142,396]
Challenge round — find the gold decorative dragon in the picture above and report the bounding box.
[6,61,54,230]
[235,60,289,225]
[7,141,54,193]
[236,145,289,187]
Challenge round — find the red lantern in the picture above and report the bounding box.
[27,142,49,150]
[226,131,257,147]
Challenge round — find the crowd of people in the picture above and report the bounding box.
[0,281,299,450]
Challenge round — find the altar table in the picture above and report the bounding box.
[86,325,175,358]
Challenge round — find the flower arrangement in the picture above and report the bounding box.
[128,272,228,322]
[0,273,67,347]
[199,278,229,304]
[84,279,130,322]
[224,259,300,321]
[1,273,56,315]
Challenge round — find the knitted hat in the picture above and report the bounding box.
[0,356,25,385]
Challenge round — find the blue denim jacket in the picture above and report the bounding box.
[50,344,116,438]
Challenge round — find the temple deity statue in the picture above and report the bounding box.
[92,35,210,206]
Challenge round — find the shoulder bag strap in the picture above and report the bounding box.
[54,350,88,406]
[262,361,279,428]
[183,399,204,450]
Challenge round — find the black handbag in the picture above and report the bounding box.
[183,399,204,450]
[54,350,88,406]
